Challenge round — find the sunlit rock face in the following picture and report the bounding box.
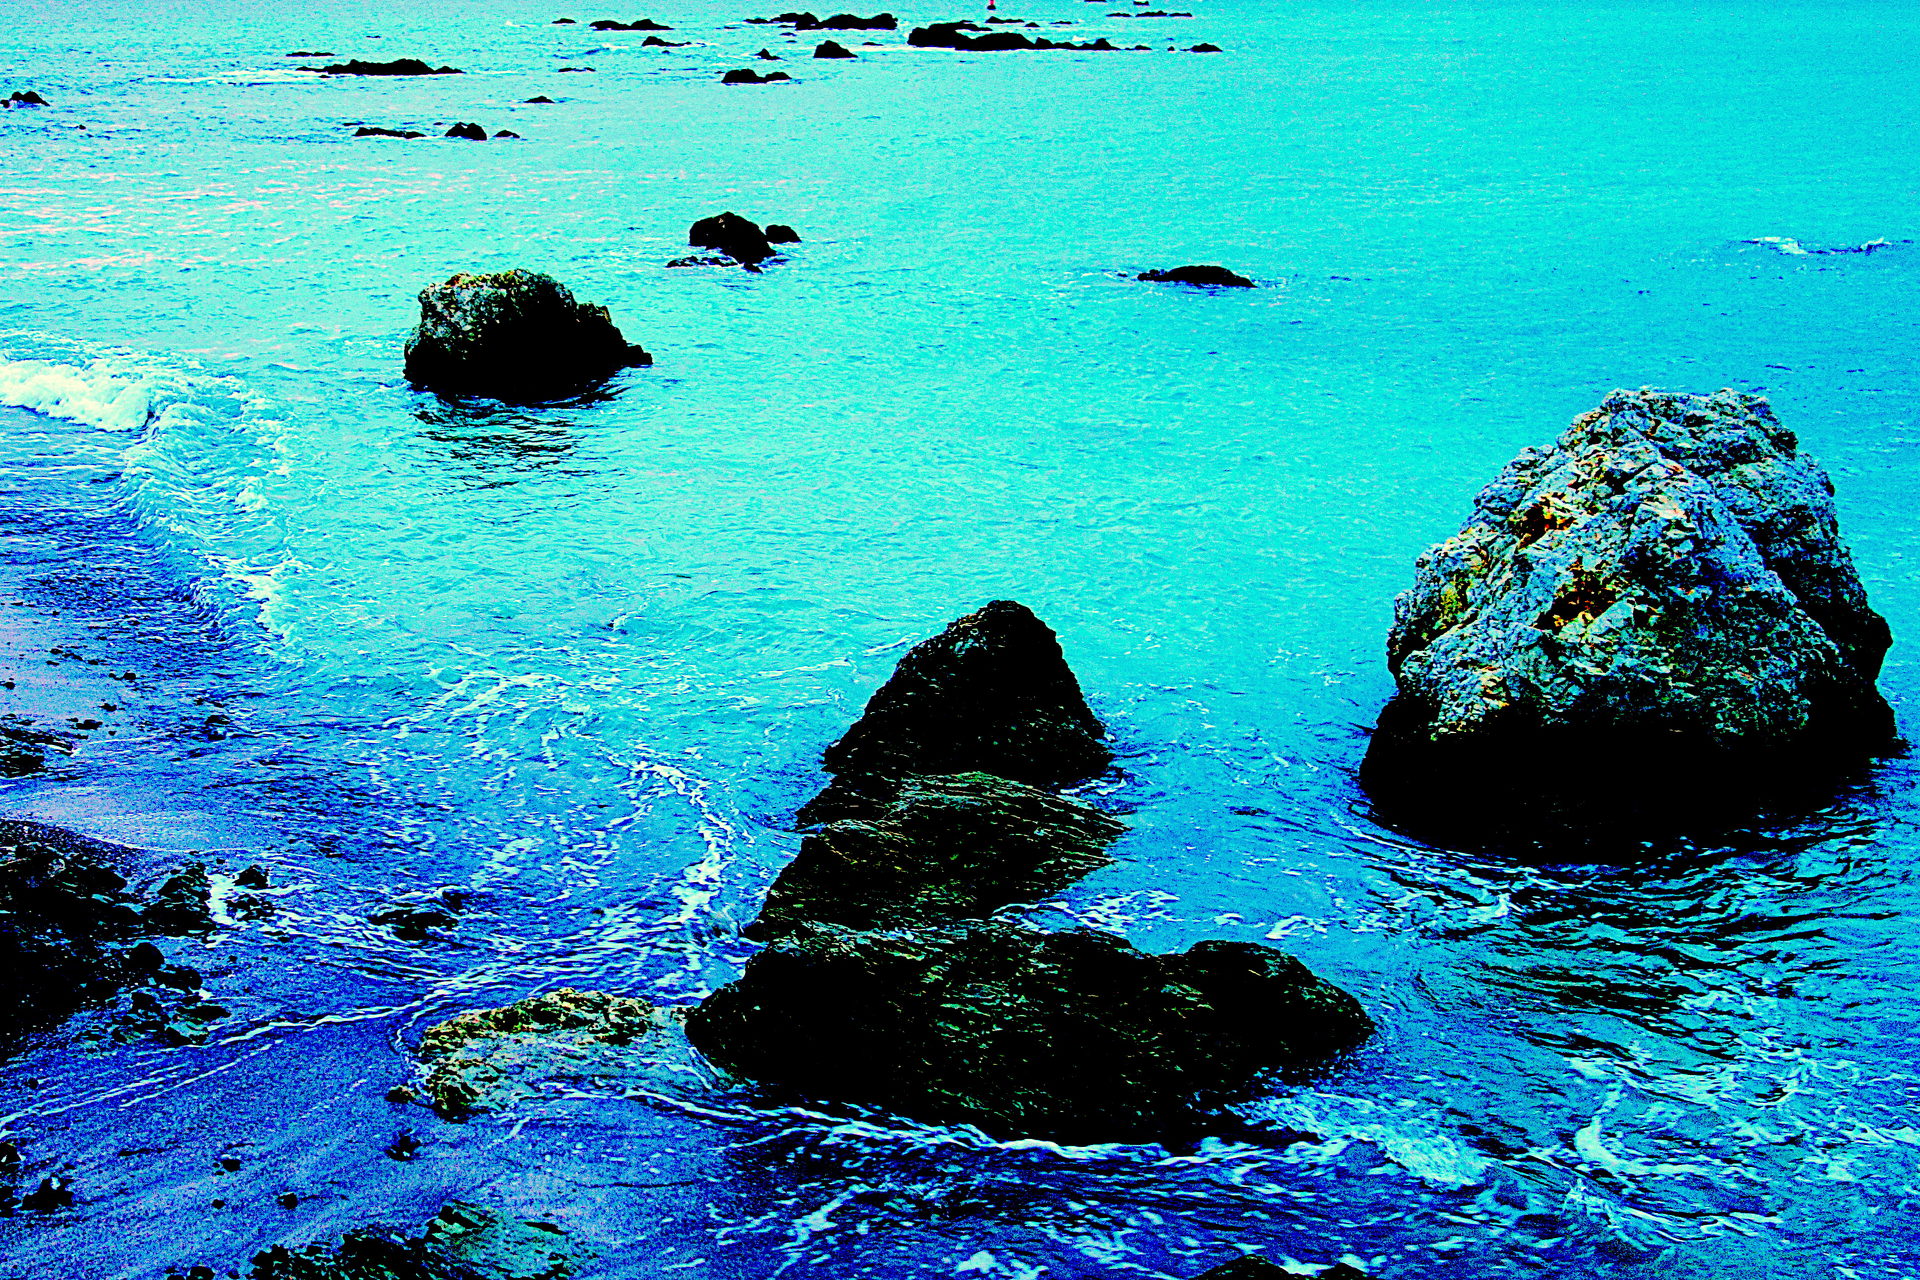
[1363,387,1895,850]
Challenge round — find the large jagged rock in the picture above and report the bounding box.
[248,1201,578,1279]
[746,771,1124,941]
[686,921,1373,1143]
[415,988,669,1115]
[308,58,463,75]
[403,270,652,402]
[0,827,144,1038]
[805,600,1110,820]
[1362,388,1895,847]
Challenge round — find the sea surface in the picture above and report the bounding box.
[2,0,1918,1276]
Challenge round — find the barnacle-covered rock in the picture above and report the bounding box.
[1362,387,1895,847]
[415,988,669,1115]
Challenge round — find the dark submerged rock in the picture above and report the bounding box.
[4,91,50,107]
[589,16,671,28]
[0,828,142,1038]
[444,122,488,140]
[247,1201,579,1279]
[755,47,782,58]
[1,714,74,776]
[688,210,777,264]
[415,988,667,1116]
[1190,42,1221,51]
[909,22,1117,50]
[809,11,898,28]
[1362,387,1897,850]
[309,58,463,76]
[721,67,790,83]
[641,35,690,45]
[763,223,801,243]
[353,126,425,139]
[524,94,556,102]
[1140,264,1254,287]
[804,599,1111,818]
[746,771,1124,941]
[814,39,857,57]
[403,269,652,403]
[284,51,336,57]
[687,921,1373,1143]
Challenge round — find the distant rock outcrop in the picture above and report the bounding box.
[306,58,463,76]
[908,21,1118,50]
[1362,388,1896,847]
[1140,264,1253,287]
[353,125,425,139]
[403,270,652,402]
[687,921,1373,1143]
[444,121,487,140]
[814,39,856,57]
[720,67,792,83]
[590,16,670,28]
[688,210,778,264]
[764,223,801,243]
[750,11,897,29]
[4,90,50,107]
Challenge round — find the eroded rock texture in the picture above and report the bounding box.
[1363,387,1895,847]
[415,988,668,1115]
[687,921,1373,1144]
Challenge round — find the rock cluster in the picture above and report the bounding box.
[1362,388,1896,847]
[0,822,216,1043]
[909,21,1119,50]
[247,1201,579,1279]
[4,90,50,107]
[1140,264,1254,287]
[687,601,1372,1142]
[749,11,897,29]
[682,211,799,267]
[589,16,670,29]
[403,270,652,402]
[720,67,793,84]
[2,714,74,776]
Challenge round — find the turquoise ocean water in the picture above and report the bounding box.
[2,0,1919,1275]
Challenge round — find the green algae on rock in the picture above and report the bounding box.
[415,988,670,1116]
[1363,388,1897,849]
[402,270,652,403]
[746,770,1125,941]
[248,1200,579,1279]
[686,921,1374,1144]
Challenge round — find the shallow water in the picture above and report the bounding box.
[2,0,1919,1275]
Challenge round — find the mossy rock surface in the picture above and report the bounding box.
[416,988,668,1116]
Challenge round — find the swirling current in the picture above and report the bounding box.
[2,0,1919,1276]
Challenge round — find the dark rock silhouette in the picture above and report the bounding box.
[403,270,652,402]
[909,22,1119,49]
[353,126,425,138]
[1140,264,1253,287]
[524,94,556,102]
[306,58,463,76]
[721,67,791,83]
[764,223,801,243]
[751,10,897,28]
[495,129,522,138]
[808,600,1111,812]
[1190,42,1221,51]
[283,50,336,56]
[589,16,671,28]
[687,921,1373,1143]
[642,34,691,44]
[756,47,783,58]
[553,16,579,22]
[1194,1261,1373,1280]
[814,39,857,57]
[1362,387,1897,850]
[444,122,487,140]
[4,91,50,107]
[1,715,72,776]
[688,210,777,264]
[746,772,1123,941]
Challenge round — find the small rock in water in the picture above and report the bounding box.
[814,38,857,56]
[720,67,789,83]
[283,51,336,57]
[414,987,670,1115]
[687,920,1374,1143]
[1190,41,1221,51]
[494,129,522,138]
[687,210,778,264]
[353,126,425,139]
[641,34,690,45]
[524,94,556,102]
[444,121,487,140]
[1139,264,1253,287]
[589,16,670,29]
[553,16,578,23]
[245,1200,581,1279]
[755,47,782,59]
[763,222,801,243]
[1362,387,1896,849]
[403,269,653,402]
[4,90,50,107]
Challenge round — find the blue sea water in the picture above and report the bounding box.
[2,0,1919,1275]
